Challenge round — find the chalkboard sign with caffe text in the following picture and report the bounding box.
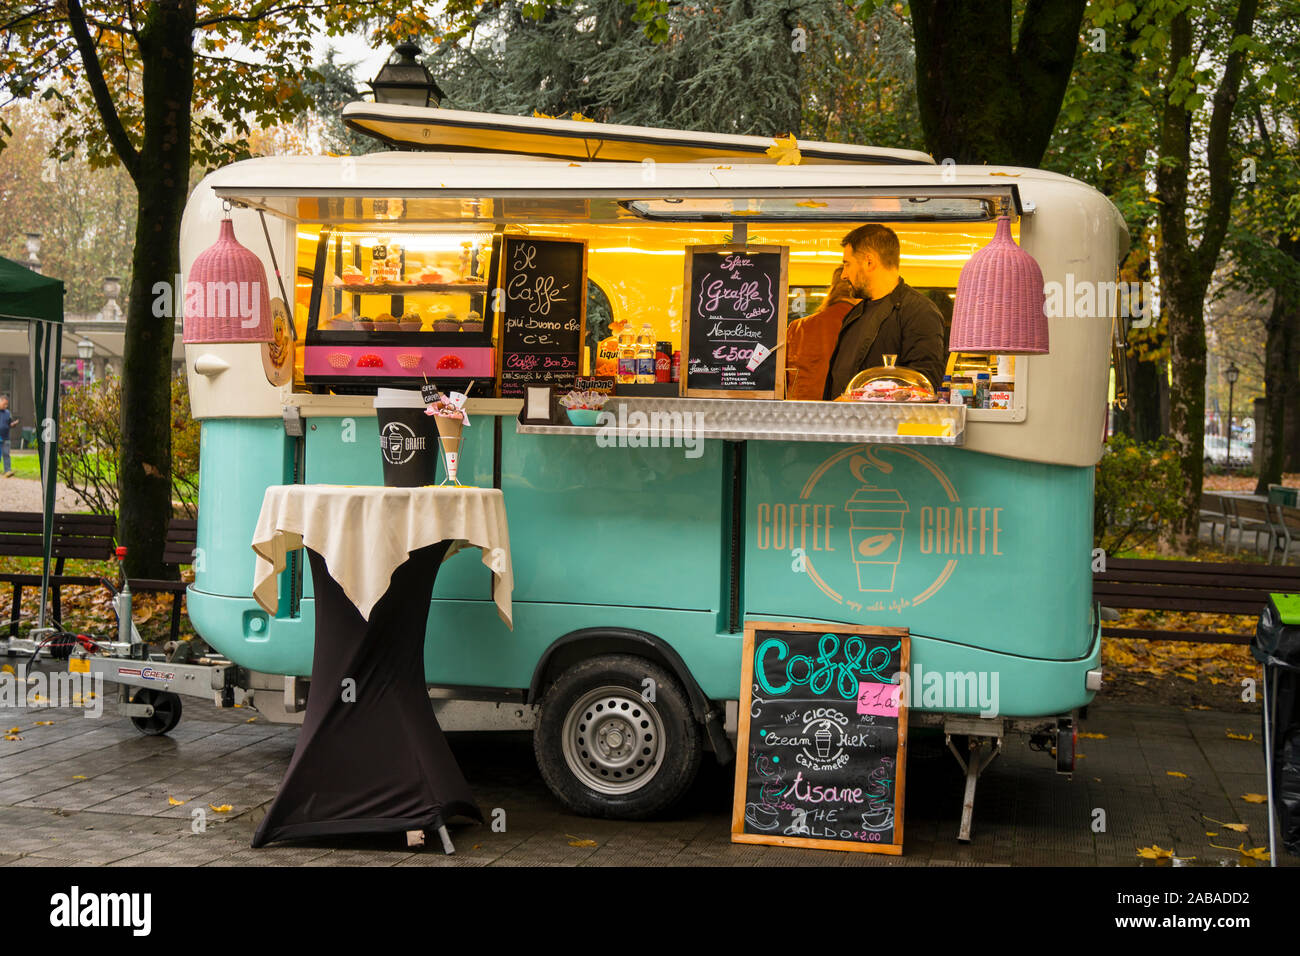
[682,244,788,399]
[732,621,909,855]
[496,236,587,398]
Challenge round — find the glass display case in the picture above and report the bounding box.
[298,228,496,393]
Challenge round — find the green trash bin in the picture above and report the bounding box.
[1268,484,1299,508]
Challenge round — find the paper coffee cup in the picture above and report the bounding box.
[373,388,438,487]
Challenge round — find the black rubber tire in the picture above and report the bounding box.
[129,689,183,736]
[534,654,702,820]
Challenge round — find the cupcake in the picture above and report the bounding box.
[429,305,459,332]
[461,310,484,333]
[398,311,423,332]
[372,312,399,331]
[354,316,375,331]
[341,264,364,285]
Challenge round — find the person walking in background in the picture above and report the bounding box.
[0,396,15,477]
[785,266,859,401]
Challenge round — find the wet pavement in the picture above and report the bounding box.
[0,685,1293,867]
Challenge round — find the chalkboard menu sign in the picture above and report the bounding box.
[496,236,587,398]
[682,244,789,399]
[732,621,909,855]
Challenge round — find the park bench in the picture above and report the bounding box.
[1093,557,1300,644]
[0,511,195,641]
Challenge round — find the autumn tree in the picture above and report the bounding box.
[0,1,452,576]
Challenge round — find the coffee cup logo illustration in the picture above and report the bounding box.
[846,485,909,592]
[379,421,423,465]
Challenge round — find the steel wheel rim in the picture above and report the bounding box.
[561,685,664,795]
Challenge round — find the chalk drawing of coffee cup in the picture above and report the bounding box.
[814,725,832,758]
[846,485,909,592]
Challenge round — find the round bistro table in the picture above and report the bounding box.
[247,485,513,851]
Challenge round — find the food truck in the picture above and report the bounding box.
[178,104,1127,832]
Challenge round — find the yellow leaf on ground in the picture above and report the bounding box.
[1225,730,1254,741]
[245,717,257,723]
[1,664,13,674]
[1078,732,1108,739]
[1241,793,1267,804]
[209,804,233,813]
[168,796,185,806]
[35,721,53,726]
[1167,771,1188,778]
[6,727,19,734]
[565,834,598,847]
[1185,705,1211,711]
[72,775,86,780]
[4,734,21,741]
[1240,846,1270,861]
[796,200,828,208]
[1221,823,1249,832]
[1137,845,1173,860]
[1206,832,1218,836]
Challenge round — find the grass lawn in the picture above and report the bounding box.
[7,450,42,480]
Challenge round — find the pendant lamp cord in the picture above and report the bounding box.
[257,208,297,340]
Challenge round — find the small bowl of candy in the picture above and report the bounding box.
[560,389,609,427]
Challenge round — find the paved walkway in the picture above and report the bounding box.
[0,687,1291,867]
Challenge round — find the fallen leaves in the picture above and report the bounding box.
[565,834,597,847]
[1240,793,1267,804]
[1206,840,1269,862]
[1225,730,1254,741]
[765,134,801,166]
[1167,771,1188,778]
[1136,844,1174,860]
[1202,816,1248,833]
[208,804,233,813]
[168,796,186,806]
[4,734,20,741]
[1078,732,1108,740]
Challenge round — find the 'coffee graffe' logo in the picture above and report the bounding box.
[753,445,1006,615]
[379,421,425,466]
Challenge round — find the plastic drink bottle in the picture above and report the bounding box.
[617,328,637,384]
[635,324,656,384]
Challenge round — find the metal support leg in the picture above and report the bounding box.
[945,732,1002,843]
[436,824,455,855]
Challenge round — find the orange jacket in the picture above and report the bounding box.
[785,299,854,400]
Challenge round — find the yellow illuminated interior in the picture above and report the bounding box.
[291,216,1012,392]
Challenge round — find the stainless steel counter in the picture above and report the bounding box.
[515,397,965,445]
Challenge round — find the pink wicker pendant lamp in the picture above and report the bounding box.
[948,208,1048,354]
[183,217,273,344]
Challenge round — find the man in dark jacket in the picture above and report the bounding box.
[823,224,947,399]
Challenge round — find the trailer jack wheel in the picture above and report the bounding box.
[1056,717,1075,774]
[129,689,183,736]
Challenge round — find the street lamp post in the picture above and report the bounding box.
[77,339,94,386]
[24,232,42,274]
[1225,361,1239,469]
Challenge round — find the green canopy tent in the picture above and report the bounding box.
[0,256,64,634]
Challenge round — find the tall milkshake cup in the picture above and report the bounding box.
[432,413,463,485]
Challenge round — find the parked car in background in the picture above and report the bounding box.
[1205,435,1253,467]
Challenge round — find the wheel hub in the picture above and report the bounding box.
[561,685,665,795]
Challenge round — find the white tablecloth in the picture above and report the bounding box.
[251,485,513,628]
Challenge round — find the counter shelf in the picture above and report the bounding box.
[518,396,966,445]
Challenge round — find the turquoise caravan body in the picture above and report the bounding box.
[179,104,1127,824]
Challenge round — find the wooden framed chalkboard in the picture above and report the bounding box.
[681,244,788,399]
[495,236,587,398]
[732,621,909,855]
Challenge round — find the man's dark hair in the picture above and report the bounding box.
[842,224,900,270]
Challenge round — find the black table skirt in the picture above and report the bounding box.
[252,542,482,847]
